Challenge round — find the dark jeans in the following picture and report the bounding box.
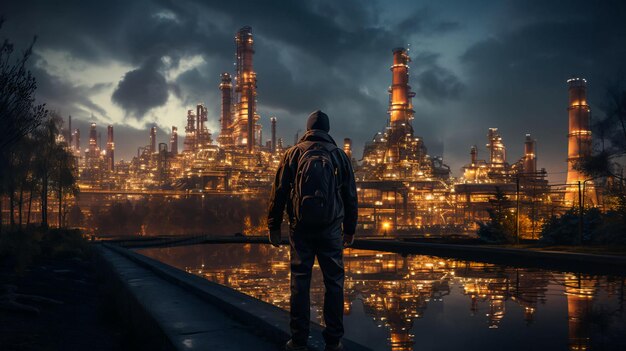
[289,229,344,346]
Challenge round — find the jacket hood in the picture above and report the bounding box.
[299,129,337,146]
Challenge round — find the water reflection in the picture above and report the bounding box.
[140,244,626,351]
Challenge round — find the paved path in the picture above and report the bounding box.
[99,245,279,350]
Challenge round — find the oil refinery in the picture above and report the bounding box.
[67,26,597,237]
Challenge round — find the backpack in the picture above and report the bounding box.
[293,141,340,227]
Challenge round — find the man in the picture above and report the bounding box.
[268,110,358,351]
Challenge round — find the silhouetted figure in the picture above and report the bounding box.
[268,110,358,351]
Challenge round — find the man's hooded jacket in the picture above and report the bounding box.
[267,129,358,235]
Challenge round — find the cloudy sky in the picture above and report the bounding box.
[2,0,625,181]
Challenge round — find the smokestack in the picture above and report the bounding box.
[219,73,233,146]
[270,117,277,153]
[384,47,416,166]
[150,126,157,153]
[106,125,114,171]
[68,115,72,147]
[389,48,414,125]
[470,145,477,165]
[170,126,178,155]
[235,26,257,153]
[196,104,204,148]
[344,138,353,159]
[196,104,201,140]
[74,129,80,152]
[565,77,595,205]
[523,134,536,175]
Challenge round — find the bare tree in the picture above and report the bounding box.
[0,17,48,232]
[0,18,47,153]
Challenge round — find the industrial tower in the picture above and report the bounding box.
[234,26,259,153]
[381,47,432,179]
[218,73,233,146]
[106,125,114,171]
[170,126,178,155]
[384,47,416,166]
[523,134,536,174]
[565,78,596,205]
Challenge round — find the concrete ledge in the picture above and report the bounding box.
[98,243,372,351]
[103,234,626,275]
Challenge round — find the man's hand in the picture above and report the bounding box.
[269,229,281,247]
[343,233,354,248]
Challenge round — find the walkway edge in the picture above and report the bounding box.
[99,243,372,351]
[352,240,626,275]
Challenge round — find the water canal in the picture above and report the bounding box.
[139,244,626,351]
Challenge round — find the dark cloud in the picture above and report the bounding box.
[111,62,169,117]
[10,0,623,180]
[396,7,461,35]
[415,66,464,103]
[29,55,108,119]
[452,0,626,179]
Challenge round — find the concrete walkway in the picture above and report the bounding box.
[97,244,371,351]
[98,245,278,350]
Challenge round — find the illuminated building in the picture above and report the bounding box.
[454,129,550,234]
[565,78,596,206]
[80,122,107,188]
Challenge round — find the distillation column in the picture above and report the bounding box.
[170,126,178,155]
[523,134,536,174]
[89,123,97,155]
[270,117,277,153]
[218,73,233,146]
[149,126,157,154]
[106,125,114,171]
[235,26,258,153]
[565,78,595,205]
[184,109,196,152]
[73,129,80,152]
[384,48,416,169]
[487,128,506,165]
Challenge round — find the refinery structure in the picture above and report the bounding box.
[65,26,599,236]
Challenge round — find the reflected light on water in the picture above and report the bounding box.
[140,244,626,351]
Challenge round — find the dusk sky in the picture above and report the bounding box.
[2,0,625,181]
